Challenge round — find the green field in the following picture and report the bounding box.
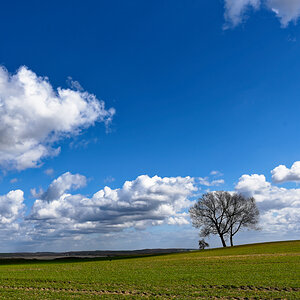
[0,240,299,299]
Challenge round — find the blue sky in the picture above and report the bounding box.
[0,0,300,252]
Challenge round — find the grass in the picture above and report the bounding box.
[0,240,299,299]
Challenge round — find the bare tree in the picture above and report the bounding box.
[189,191,259,247]
[189,191,231,247]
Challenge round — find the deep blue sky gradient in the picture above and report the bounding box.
[1,0,300,216]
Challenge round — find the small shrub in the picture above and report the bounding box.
[198,239,209,250]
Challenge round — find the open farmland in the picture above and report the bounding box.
[0,241,299,299]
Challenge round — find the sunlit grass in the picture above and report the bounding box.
[0,240,299,299]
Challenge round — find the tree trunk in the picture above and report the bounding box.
[219,234,227,247]
[230,227,234,246]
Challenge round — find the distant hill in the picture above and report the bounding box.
[0,248,195,260]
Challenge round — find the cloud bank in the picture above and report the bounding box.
[28,174,196,239]
[235,173,300,234]
[0,66,115,170]
[0,173,198,250]
[0,164,299,250]
[224,0,300,28]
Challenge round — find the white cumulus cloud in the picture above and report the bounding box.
[224,0,300,28]
[224,0,260,28]
[235,174,271,196]
[235,173,300,233]
[198,177,225,187]
[0,66,115,170]
[271,161,300,183]
[267,0,300,27]
[39,172,87,202]
[0,190,24,226]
